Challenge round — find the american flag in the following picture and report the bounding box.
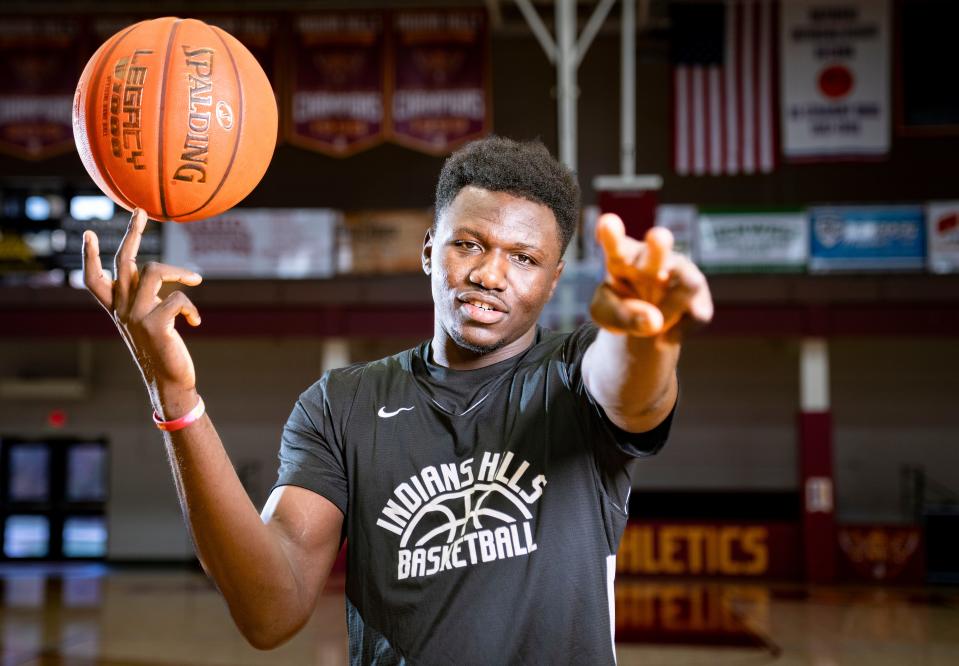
[671,0,778,176]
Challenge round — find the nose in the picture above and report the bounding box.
[469,250,508,291]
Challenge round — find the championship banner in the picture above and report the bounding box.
[162,208,337,279]
[654,205,697,260]
[809,206,925,272]
[838,525,923,584]
[287,13,387,157]
[617,521,802,579]
[780,0,890,160]
[389,10,491,155]
[0,16,83,159]
[926,201,959,274]
[696,210,807,273]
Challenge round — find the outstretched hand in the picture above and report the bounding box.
[82,208,203,395]
[590,213,713,341]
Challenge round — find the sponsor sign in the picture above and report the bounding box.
[837,525,923,584]
[389,10,491,154]
[654,205,697,260]
[780,0,891,159]
[926,201,959,274]
[0,16,83,159]
[338,209,431,274]
[697,210,807,273]
[809,205,925,272]
[617,521,802,579]
[57,210,162,273]
[287,13,387,156]
[162,208,337,278]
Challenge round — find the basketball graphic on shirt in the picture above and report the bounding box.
[376,451,547,581]
[401,483,533,549]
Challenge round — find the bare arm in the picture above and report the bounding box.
[83,209,342,649]
[583,215,713,432]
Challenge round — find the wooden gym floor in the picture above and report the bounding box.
[0,565,957,665]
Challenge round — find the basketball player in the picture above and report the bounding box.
[82,137,713,664]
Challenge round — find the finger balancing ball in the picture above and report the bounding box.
[73,17,278,222]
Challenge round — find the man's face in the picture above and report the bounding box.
[423,185,566,355]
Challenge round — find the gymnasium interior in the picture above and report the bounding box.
[1,0,958,664]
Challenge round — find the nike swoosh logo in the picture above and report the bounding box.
[378,406,415,418]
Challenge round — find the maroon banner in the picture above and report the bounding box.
[598,190,658,241]
[0,16,83,160]
[286,13,386,157]
[617,521,802,579]
[389,10,491,155]
[838,525,924,584]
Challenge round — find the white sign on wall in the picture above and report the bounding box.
[926,201,959,274]
[697,211,808,273]
[163,209,338,279]
[780,0,890,159]
[654,205,697,261]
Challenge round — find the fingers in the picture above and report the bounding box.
[596,213,626,263]
[593,215,713,339]
[658,257,714,332]
[144,290,202,332]
[82,230,113,309]
[597,216,677,304]
[113,208,148,316]
[129,262,203,322]
[640,227,674,282]
[590,283,664,337]
[596,214,645,291]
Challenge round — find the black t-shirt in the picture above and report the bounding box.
[273,322,675,665]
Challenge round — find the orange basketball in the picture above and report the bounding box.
[72,17,277,222]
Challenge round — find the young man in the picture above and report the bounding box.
[82,136,713,664]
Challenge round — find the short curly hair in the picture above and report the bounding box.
[433,136,580,255]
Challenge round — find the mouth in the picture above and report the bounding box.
[457,292,508,324]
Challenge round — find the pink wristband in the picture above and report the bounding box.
[153,395,205,432]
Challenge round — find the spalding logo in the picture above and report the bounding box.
[215,101,234,130]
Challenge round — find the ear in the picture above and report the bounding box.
[545,259,566,301]
[422,226,434,275]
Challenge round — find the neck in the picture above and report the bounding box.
[430,323,536,370]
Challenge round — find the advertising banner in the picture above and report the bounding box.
[163,208,337,278]
[809,205,925,272]
[287,13,387,156]
[654,205,697,260]
[390,10,491,154]
[57,205,162,274]
[696,210,807,273]
[338,209,432,274]
[780,0,890,160]
[926,201,959,274]
[617,521,802,579]
[0,16,83,159]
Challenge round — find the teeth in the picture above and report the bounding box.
[469,300,493,311]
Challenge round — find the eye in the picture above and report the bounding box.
[513,253,535,266]
[453,240,481,251]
